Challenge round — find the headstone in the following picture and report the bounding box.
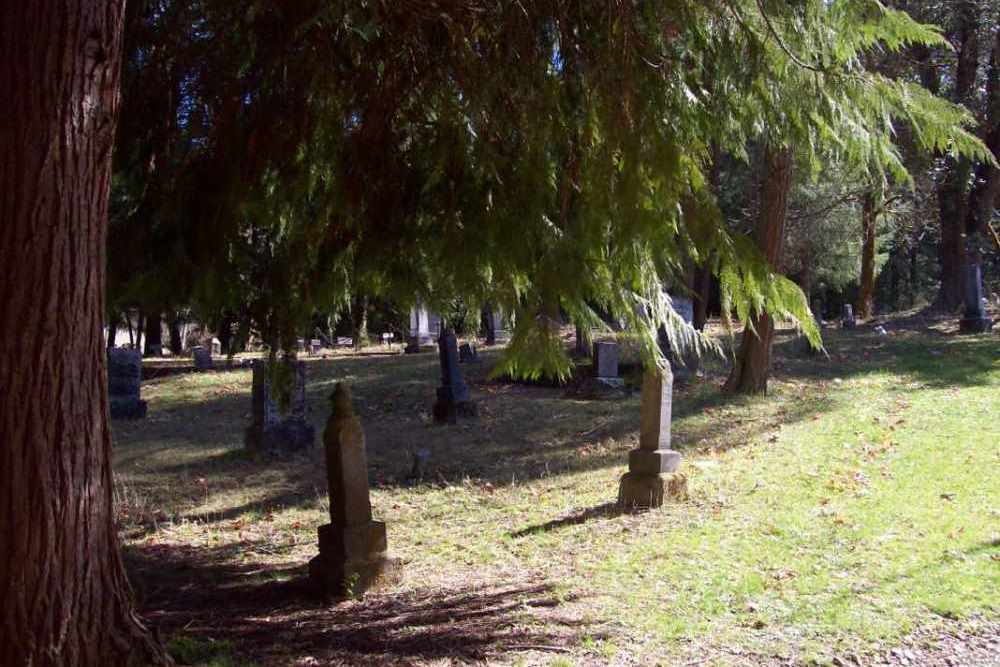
[297,338,306,353]
[593,341,622,384]
[336,337,353,347]
[310,339,322,355]
[618,369,687,509]
[458,342,478,363]
[432,330,476,423]
[244,360,315,453]
[192,345,213,371]
[405,303,438,353]
[658,295,698,381]
[484,309,510,346]
[842,304,856,329]
[309,384,401,597]
[108,349,147,419]
[959,264,993,333]
[211,338,222,356]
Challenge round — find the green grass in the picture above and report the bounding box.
[116,323,999,665]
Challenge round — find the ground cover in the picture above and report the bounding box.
[115,315,999,666]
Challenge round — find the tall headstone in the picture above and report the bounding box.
[432,330,476,423]
[959,264,993,333]
[842,303,856,329]
[192,345,213,370]
[592,341,623,390]
[618,369,687,508]
[658,295,698,381]
[484,309,510,346]
[108,349,147,419]
[244,360,315,453]
[309,384,402,597]
[405,303,438,353]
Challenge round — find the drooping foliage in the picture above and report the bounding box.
[113,0,989,378]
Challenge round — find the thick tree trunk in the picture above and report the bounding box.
[933,1,979,311]
[217,314,234,355]
[0,2,169,665]
[143,311,162,357]
[108,316,118,351]
[724,145,793,395]
[167,313,183,356]
[351,295,368,350]
[857,190,877,319]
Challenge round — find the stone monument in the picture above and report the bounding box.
[309,384,402,597]
[244,360,315,453]
[192,345,213,370]
[618,368,687,509]
[433,330,476,423]
[842,304,856,329]
[405,303,439,353]
[108,349,147,419]
[959,264,993,333]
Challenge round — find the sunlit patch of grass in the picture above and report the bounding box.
[117,325,999,665]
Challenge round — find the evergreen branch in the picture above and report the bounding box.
[754,0,828,73]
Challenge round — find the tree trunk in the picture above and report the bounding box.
[108,316,118,351]
[351,295,368,350]
[857,190,877,319]
[167,313,183,356]
[933,1,979,311]
[143,311,162,357]
[692,262,712,331]
[724,145,793,395]
[217,314,234,355]
[125,310,135,348]
[0,2,169,665]
[574,320,592,357]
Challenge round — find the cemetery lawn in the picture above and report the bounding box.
[115,317,999,666]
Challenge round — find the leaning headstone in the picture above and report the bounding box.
[244,360,315,453]
[192,345,213,371]
[842,304,856,329]
[458,342,478,363]
[618,369,687,509]
[959,264,993,333]
[433,330,476,423]
[309,384,402,597]
[405,303,438,353]
[108,349,147,419]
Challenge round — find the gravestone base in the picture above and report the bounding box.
[566,376,627,399]
[433,385,477,423]
[959,316,993,334]
[458,343,479,363]
[405,336,435,354]
[110,397,147,420]
[246,420,315,454]
[309,522,402,597]
[618,471,687,509]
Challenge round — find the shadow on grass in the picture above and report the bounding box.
[509,501,624,538]
[127,541,590,665]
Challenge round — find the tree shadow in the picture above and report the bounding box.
[509,501,625,538]
[126,540,592,665]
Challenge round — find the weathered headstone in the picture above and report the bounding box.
[842,304,856,329]
[192,345,213,370]
[959,264,993,333]
[297,338,306,353]
[310,339,322,355]
[309,384,402,597]
[244,360,315,453]
[381,332,395,347]
[658,295,698,381]
[405,303,438,353]
[458,342,478,363]
[108,349,147,419]
[211,338,222,356]
[433,330,476,423]
[618,369,687,509]
[592,341,622,386]
[484,309,510,346]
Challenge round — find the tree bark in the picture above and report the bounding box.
[217,314,234,355]
[0,2,169,665]
[724,145,793,395]
[857,190,878,319]
[167,313,183,356]
[351,295,368,350]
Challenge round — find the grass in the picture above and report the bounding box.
[115,318,999,665]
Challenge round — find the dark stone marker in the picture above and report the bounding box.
[309,384,402,597]
[108,349,147,419]
[192,345,213,370]
[484,309,510,346]
[959,264,993,334]
[842,304,856,329]
[244,360,315,453]
[433,331,476,423]
[592,341,620,379]
[458,342,478,363]
[618,368,687,509]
